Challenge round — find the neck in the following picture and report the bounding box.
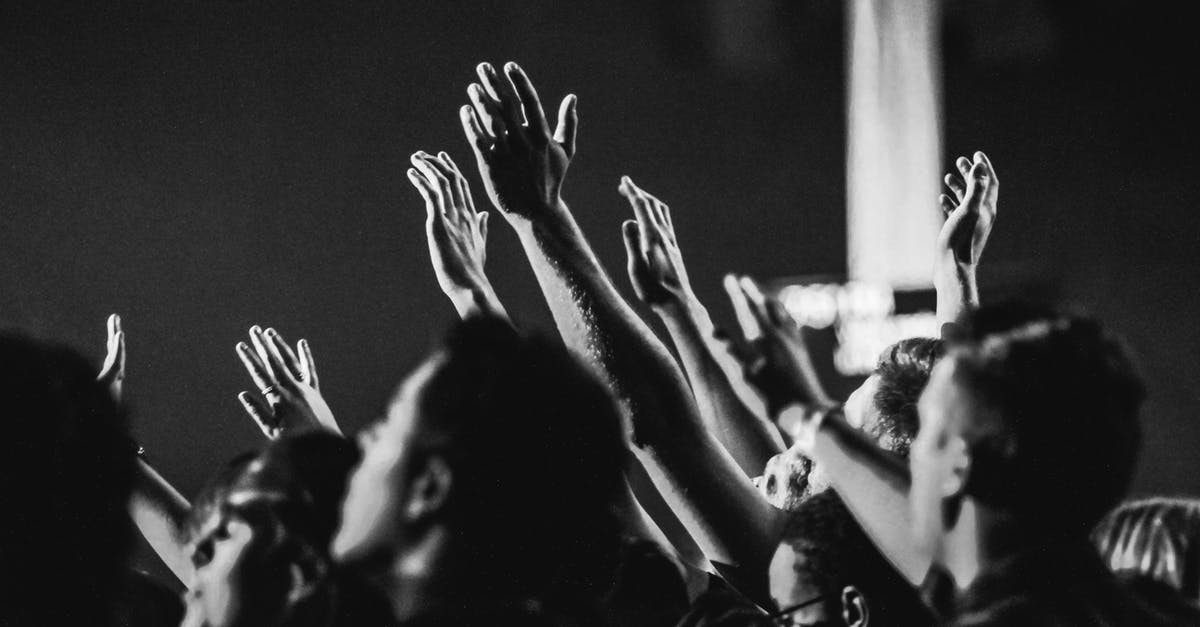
[381,525,458,622]
[940,498,1028,590]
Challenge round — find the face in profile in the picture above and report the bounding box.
[909,356,973,560]
[181,505,288,627]
[332,355,442,565]
[756,375,884,510]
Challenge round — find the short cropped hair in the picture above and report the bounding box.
[872,337,944,457]
[414,317,627,600]
[947,302,1144,536]
[779,490,933,624]
[0,333,135,626]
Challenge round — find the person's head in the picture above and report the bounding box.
[333,317,626,606]
[0,332,135,625]
[768,490,933,627]
[758,338,943,510]
[909,303,1144,561]
[182,430,388,627]
[1093,497,1200,605]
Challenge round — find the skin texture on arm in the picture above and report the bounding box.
[619,177,785,477]
[935,151,998,326]
[458,61,782,592]
[405,152,710,585]
[723,290,931,584]
[98,315,194,583]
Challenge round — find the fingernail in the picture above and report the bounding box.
[266,328,278,337]
[237,342,249,353]
[505,61,519,72]
[438,151,450,160]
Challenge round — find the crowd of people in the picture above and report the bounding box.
[3,61,1199,627]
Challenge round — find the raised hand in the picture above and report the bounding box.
[934,151,998,324]
[235,326,340,438]
[619,177,694,308]
[724,276,832,418]
[460,61,578,220]
[938,150,998,269]
[97,313,126,402]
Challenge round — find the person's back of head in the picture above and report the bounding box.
[0,332,135,626]
[1094,497,1200,606]
[334,317,627,621]
[946,302,1144,538]
[771,490,934,626]
[182,431,392,627]
[870,337,944,457]
[416,317,627,601]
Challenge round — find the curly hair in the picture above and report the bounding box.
[871,337,945,457]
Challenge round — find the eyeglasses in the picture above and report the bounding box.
[766,593,830,626]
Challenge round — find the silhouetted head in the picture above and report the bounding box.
[334,317,626,611]
[910,302,1144,559]
[0,332,135,626]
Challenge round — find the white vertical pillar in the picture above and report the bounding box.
[846,0,943,289]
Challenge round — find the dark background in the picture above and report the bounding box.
[2,0,1198,580]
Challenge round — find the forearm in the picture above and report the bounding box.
[934,263,979,326]
[129,459,193,583]
[509,205,781,571]
[655,298,784,476]
[806,409,930,583]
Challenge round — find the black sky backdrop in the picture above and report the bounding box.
[2,0,1198,578]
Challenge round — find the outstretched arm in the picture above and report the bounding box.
[724,286,930,584]
[619,177,784,477]
[99,315,194,584]
[407,148,706,584]
[407,150,509,322]
[458,61,781,593]
[935,151,998,326]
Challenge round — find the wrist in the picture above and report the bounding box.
[777,402,842,450]
[448,284,498,316]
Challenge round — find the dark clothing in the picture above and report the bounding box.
[399,597,610,627]
[609,539,691,627]
[114,569,184,627]
[674,576,771,627]
[923,541,1200,626]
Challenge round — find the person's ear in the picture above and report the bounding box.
[942,434,971,498]
[404,454,453,522]
[285,543,328,606]
[841,585,868,626]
